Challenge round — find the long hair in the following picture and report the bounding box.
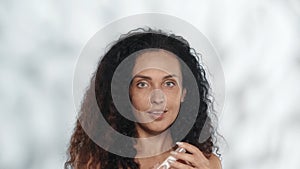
[65,28,221,169]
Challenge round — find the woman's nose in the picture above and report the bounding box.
[149,89,166,105]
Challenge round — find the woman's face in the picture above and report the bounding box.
[129,49,186,136]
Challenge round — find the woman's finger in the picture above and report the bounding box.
[176,142,206,159]
[170,150,196,166]
[175,142,211,168]
[168,159,194,169]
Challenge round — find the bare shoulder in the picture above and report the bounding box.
[209,153,222,169]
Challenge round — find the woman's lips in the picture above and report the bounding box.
[147,110,167,120]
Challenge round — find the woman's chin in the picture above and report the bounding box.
[136,123,171,137]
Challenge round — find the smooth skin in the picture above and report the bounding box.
[130,49,186,137]
[130,49,222,169]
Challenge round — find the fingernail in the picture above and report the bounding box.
[168,159,175,164]
[170,151,177,155]
[176,142,183,146]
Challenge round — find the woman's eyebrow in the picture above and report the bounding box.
[163,74,179,79]
[132,75,152,80]
[132,74,179,80]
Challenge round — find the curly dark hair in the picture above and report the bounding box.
[65,28,222,169]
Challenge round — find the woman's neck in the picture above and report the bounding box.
[134,128,174,158]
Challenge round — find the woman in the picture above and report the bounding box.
[65,28,222,169]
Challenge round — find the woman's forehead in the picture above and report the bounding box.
[132,49,182,77]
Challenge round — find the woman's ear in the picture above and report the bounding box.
[181,88,187,102]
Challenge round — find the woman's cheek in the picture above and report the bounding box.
[131,91,151,111]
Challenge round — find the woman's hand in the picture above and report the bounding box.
[168,142,221,169]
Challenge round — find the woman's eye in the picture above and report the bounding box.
[164,81,176,87]
[136,82,148,88]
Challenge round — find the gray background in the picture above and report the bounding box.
[1,0,300,169]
